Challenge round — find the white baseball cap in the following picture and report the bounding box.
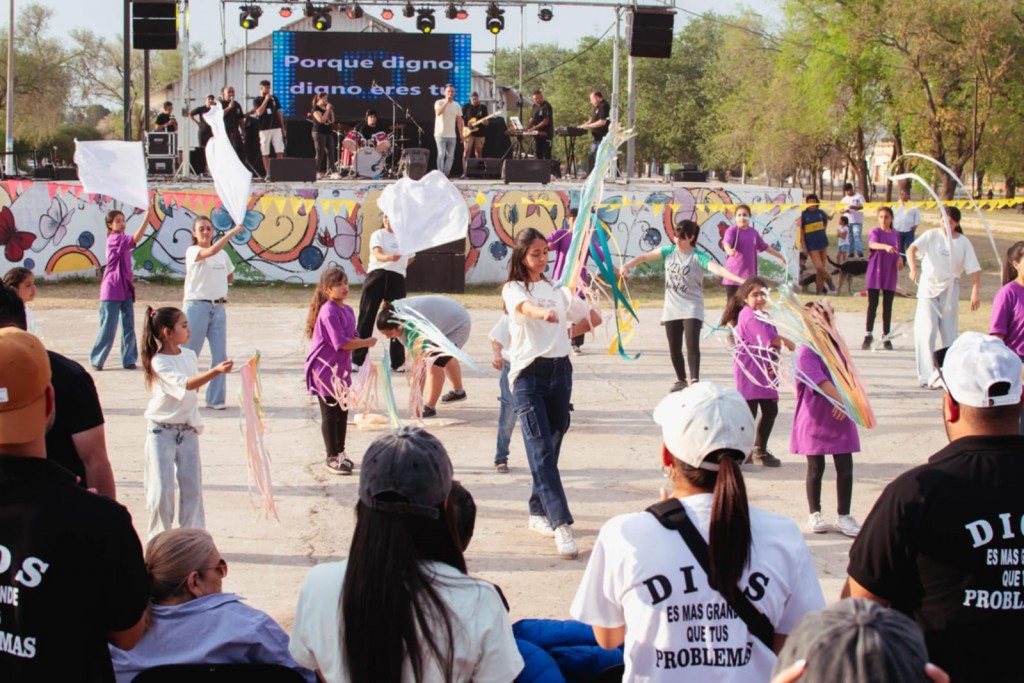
[932,331,1023,408]
[653,382,756,470]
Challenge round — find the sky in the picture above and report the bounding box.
[38,0,780,74]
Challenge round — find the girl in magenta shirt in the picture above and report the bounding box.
[721,204,785,300]
[721,276,794,467]
[304,267,377,475]
[990,241,1024,433]
[863,207,902,351]
[791,304,861,537]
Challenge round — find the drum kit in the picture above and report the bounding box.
[334,122,408,179]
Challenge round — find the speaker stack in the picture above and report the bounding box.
[146,131,177,176]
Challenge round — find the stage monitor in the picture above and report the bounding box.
[273,31,472,123]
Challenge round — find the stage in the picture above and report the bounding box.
[0,177,801,285]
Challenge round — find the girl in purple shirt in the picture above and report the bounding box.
[304,267,377,475]
[720,276,794,467]
[792,302,861,537]
[863,207,902,350]
[721,204,784,300]
[990,241,1024,433]
[89,209,154,370]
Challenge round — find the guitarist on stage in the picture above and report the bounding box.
[461,92,489,174]
[526,90,554,160]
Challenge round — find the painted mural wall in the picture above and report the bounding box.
[0,179,802,286]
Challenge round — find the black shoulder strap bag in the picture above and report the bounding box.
[646,498,775,650]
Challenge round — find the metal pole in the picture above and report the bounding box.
[123,0,131,140]
[611,6,619,125]
[179,0,193,177]
[220,0,227,87]
[518,5,523,95]
[625,53,635,179]
[971,74,978,198]
[143,50,151,133]
[4,0,15,176]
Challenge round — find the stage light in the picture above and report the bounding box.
[456,5,468,19]
[279,6,293,18]
[347,3,363,19]
[381,7,394,19]
[311,6,332,30]
[538,6,553,21]
[239,5,263,29]
[402,2,415,17]
[485,2,504,33]
[416,8,435,32]
[445,3,457,19]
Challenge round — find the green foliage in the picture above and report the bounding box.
[36,125,104,165]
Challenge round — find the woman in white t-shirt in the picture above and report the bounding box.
[353,214,414,370]
[289,427,524,683]
[182,217,243,410]
[571,383,825,683]
[501,228,601,560]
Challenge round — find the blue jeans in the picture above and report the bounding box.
[850,222,864,256]
[89,299,137,368]
[144,421,205,540]
[898,229,915,264]
[495,361,518,463]
[513,356,574,528]
[587,140,600,175]
[435,136,457,176]
[183,300,228,407]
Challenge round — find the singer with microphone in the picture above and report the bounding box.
[219,86,245,162]
[311,93,338,177]
[154,101,178,132]
[250,79,286,179]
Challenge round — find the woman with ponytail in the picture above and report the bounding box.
[571,382,823,681]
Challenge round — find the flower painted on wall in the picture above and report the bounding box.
[0,206,35,262]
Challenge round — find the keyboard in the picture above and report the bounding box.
[556,126,586,137]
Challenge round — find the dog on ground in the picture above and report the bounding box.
[828,255,868,295]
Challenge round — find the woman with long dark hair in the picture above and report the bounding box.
[501,227,602,559]
[289,427,523,683]
[571,383,824,681]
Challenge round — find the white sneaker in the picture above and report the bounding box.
[807,511,828,533]
[528,515,555,538]
[835,514,861,537]
[554,524,578,559]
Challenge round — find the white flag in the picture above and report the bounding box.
[73,140,149,210]
[203,101,253,225]
[377,171,469,254]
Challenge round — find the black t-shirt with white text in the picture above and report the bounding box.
[589,99,611,140]
[462,103,489,137]
[253,94,282,131]
[44,351,105,487]
[847,435,1024,682]
[0,455,148,682]
[529,100,554,137]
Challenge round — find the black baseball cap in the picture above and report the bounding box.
[358,427,453,519]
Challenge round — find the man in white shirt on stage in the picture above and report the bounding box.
[434,84,464,177]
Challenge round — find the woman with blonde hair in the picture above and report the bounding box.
[110,528,314,683]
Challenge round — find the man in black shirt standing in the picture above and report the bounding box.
[250,79,287,178]
[845,331,1024,682]
[154,101,178,132]
[219,86,246,162]
[188,94,217,174]
[579,90,610,175]
[525,90,553,161]
[461,91,488,173]
[0,327,148,681]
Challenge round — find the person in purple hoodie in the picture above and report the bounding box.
[720,276,795,467]
[863,207,903,350]
[792,301,861,537]
[304,267,377,476]
[89,208,154,370]
[721,204,785,300]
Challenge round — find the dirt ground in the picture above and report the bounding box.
[26,215,1017,632]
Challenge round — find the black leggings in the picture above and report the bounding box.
[352,269,407,368]
[746,399,778,451]
[664,319,702,383]
[724,284,739,303]
[806,453,853,515]
[318,396,348,457]
[865,289,895,337]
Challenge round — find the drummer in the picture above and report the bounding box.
[353,109,390,154]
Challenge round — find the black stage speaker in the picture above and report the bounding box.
[671,169,708,183]
[406,239,466,294]
[269,157,317,182]
[399,148,430,180]
[465,158,503,179]
[503,159,551,184]
[627,8,675,58]
[147,157,175,175]
[33,166,55,180]
[54,167,78,181]
[190,148,207,175]
[132,0,179,51]
[147,131,175,157]
[285,119,315,160]
[550,159,563,179]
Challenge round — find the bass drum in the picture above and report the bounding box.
[353,148,384,178]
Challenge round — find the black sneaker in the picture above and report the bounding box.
[861,335,873,351]
[421,405,437,418]
[751,448,782,467]
[440,389,467,403]
[325,454,353,475]
[883,340,893,350]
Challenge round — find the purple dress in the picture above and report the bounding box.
[990,281,1024,356]
[865,227,900,291]
[790,345,860,455]
[722,225,769,283]
[99,232,136,302]
[305,300,356,396]
[733,306,779,401]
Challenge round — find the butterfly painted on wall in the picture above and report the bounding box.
[0,206,35,263]
[33,195,76,252]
